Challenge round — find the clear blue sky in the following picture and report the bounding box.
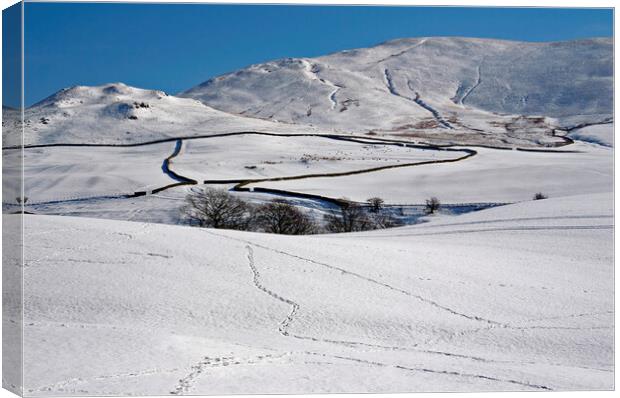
[9,3,615,107]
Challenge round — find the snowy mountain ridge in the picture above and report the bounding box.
[3,36,613,148]
[181,36,612,136]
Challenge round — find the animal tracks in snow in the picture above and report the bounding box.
[170,353,291,395]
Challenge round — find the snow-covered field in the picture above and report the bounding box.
[8,128,611,217]
[174,134,458,181]
[3,142,177,203]
[12,137,612,223]
[252,141,613,203]
[14,192,612,395]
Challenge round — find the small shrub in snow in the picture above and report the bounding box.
[534,192,548,200]
[133,101,150,109]
[366,197,385,213]
[425,197,441,214]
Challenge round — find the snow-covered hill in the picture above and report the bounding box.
[181,37,612,141]
[2,83,324,147]
[3,37,612,148]
[14,192,613,395]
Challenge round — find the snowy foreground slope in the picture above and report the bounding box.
[15,192,613,395]
[182,37,612,142]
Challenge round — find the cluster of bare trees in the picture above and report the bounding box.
[324,199,403,233]
[181,188,418,235]
[181,188,317,235]
[324,201,373,233]
[182,187,449,235]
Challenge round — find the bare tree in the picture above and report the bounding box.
[366,197,385,213]
[255,200,317,235]
[425,197,441,214]
[533,192,548,200]
[181,187,252,230]
[324,199,373,233]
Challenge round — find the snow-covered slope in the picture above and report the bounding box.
[1,83,324,147]
[567,123,614,147]
[15,192,613,395]
[181,37,612,141]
